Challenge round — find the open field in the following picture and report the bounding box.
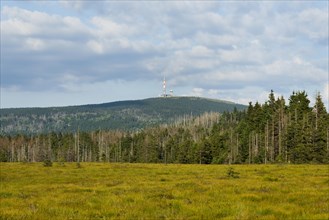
[0,163,328,219]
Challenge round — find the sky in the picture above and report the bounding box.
[1,1,328,109]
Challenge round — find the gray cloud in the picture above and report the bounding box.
[1,2,328,108]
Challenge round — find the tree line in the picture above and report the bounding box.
[0,91,328,164]
[0,97,245,135]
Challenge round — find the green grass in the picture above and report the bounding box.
[1,163,328,219]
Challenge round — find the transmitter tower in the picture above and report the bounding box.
[163,76,167,97]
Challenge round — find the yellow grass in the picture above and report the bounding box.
[0,163,328,219]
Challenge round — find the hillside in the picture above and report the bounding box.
[0,96,246,135]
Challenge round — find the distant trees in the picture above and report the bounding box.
[0,91,328,164]
[0,97,245,135]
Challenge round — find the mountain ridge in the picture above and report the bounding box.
[0,96,246,135]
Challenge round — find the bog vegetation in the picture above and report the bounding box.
[1,163,328,219]
[1,91,328,164]
[0,90,328,219]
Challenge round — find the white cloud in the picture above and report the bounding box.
[1,6,89,40]
[195,33,239,48]
[25,38,45,51]
[87,40,104,54]
[190,46,215,58]
[208,89,220,96]
[190,88,205,97]
[263,57,327,83]
[296,8,328,41]
[91,16,136,38]
[1,79,161,108]
[1,2,328,108]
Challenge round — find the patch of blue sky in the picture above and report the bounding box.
[1,1,94,23]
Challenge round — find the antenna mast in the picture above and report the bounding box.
[163,75,167,97]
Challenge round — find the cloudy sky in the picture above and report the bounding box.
[1,1,328,109]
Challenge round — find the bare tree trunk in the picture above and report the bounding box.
[98,131,101,162]
[77,128,80,163]
[284,114,288,163]
[48,135,51,161]
[106,139,109,163]
[119,141,122,162]
[327,128,329,158]
[315,103,318,130]
[32,142,35,162]
[229,129,233,164]
[11,144,15,162]
[248,133,251,164]
[236,134,239,163]
[89,148,92,162]
[115,143,118,162]
[265,121,268,164]
[74,133,77,161]
[26,145,30,162]
[83,142,85,163]
[278,116,282,158]
[164,141,167,164]
[255,133,258,158]
[35,136,39,162]
[271,120,275,162]
[264,133,267,165]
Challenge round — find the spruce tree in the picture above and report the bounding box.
[311,93,328,162]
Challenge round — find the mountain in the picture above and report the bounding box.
[0,96,246,135]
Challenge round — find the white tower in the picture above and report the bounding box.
[162,75,167,97]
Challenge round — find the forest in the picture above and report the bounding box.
[0,97,245,135]
[0,90,328,164]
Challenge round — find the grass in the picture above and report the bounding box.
[0,163,328,219]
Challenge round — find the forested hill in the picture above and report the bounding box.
[0,96,246,135]
[1,91,328,164]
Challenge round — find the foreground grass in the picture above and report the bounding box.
[0,163,328,219]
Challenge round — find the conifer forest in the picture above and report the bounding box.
[1,91,328,164]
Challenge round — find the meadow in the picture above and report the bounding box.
[0,163,328,219]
